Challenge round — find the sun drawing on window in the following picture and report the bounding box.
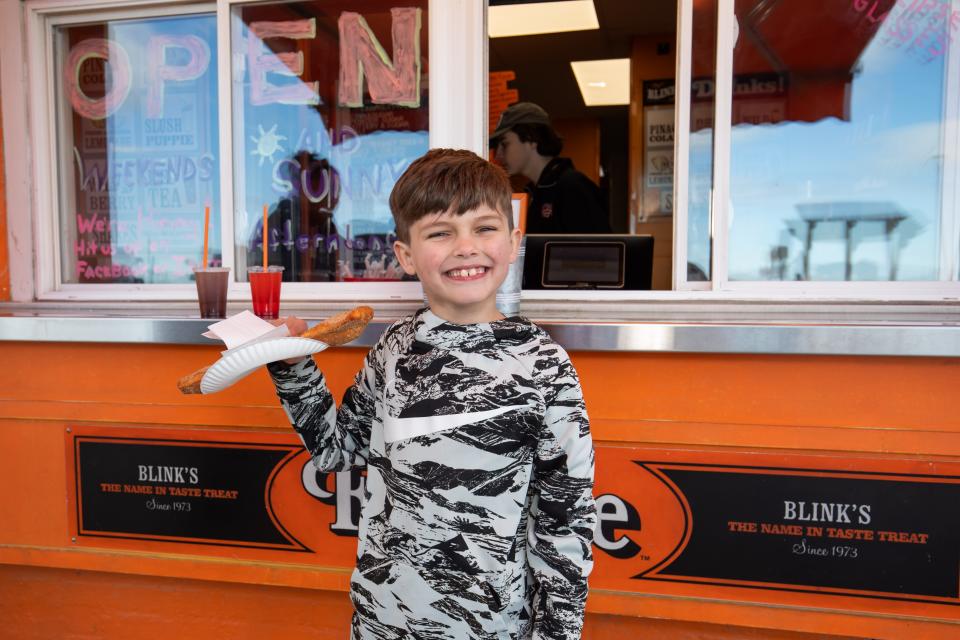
[250,124,286,166]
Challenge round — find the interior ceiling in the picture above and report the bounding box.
[488,0,678,121]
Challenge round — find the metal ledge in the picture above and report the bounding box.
[0,302,958,356]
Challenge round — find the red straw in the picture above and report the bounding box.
[202,205,210,268]
[262,204,268,269]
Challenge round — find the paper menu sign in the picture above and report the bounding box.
[203,310,290,354]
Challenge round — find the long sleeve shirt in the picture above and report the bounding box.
[269,308,596,640]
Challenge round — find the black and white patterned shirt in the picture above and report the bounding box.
[270,308,596,640]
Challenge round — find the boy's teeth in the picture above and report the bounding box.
[450,267,484,277]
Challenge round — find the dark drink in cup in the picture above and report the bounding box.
[193,267,230,319]
[249,266,284,319]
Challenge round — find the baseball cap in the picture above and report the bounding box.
[489,102,552,147]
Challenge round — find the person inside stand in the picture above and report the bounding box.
[491,102,612,234]
[267,149,597,639]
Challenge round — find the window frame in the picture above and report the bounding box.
[30,0,218,302]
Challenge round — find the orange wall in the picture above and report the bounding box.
[553,117,601,185]
[0,340,957,638]
[0,564,857,640]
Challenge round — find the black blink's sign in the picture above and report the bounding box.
[591,448,960,614]
[649,467,960,600]
[72,435,307,551]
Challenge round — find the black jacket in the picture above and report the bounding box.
[526,157,611,234]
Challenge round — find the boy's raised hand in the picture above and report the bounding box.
[271,315,308,336]
[269,306,375,363]
[177,306,374,394]
[271,316,309,364]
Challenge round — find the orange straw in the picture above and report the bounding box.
[202,205,210,268]
[262,204,268,269]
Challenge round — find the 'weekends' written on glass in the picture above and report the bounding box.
[231,1,429,284]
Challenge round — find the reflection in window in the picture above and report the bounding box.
[728,1,946,281]
[56,15,220,284]
[231,1,428,283]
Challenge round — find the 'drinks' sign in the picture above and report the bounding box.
[68,428,960,620]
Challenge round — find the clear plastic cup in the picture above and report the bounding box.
[496,237,525,317]
[193,267,230,319]
[248,265,284,319]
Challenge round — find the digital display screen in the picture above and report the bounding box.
[543,242,625,287]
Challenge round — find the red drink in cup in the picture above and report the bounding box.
[248,265,284,319]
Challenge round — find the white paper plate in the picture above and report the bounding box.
[200,337,328,394]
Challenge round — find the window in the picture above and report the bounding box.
[682,0,716,283]
[55,12,220,285]
[728,1,949,283]
[230,1,428,284]
[489,0,960,298]
[675,0,960,294]
[18,0,482,301]
[10,0,959,303]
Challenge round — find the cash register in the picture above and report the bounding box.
[521,234,654,290]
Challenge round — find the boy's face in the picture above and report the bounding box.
[394,205,521,324]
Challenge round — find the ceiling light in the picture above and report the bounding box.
[488,0,599,38]
[570,58,630,106]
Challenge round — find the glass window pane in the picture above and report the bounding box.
[728,1,947,281]
[489,1,678,290]
[231,1,428,283]
[56,15,220,284]
[688,0,717,282]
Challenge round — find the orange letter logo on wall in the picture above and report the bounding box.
[595,493,642,559]
[338,8,422,108]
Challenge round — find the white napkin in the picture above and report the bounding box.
[203,310,290,355]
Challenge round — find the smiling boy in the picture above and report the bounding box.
[391,179,520,324]
[268,149,596,639]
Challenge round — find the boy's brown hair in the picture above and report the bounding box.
[389,148,513,243]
